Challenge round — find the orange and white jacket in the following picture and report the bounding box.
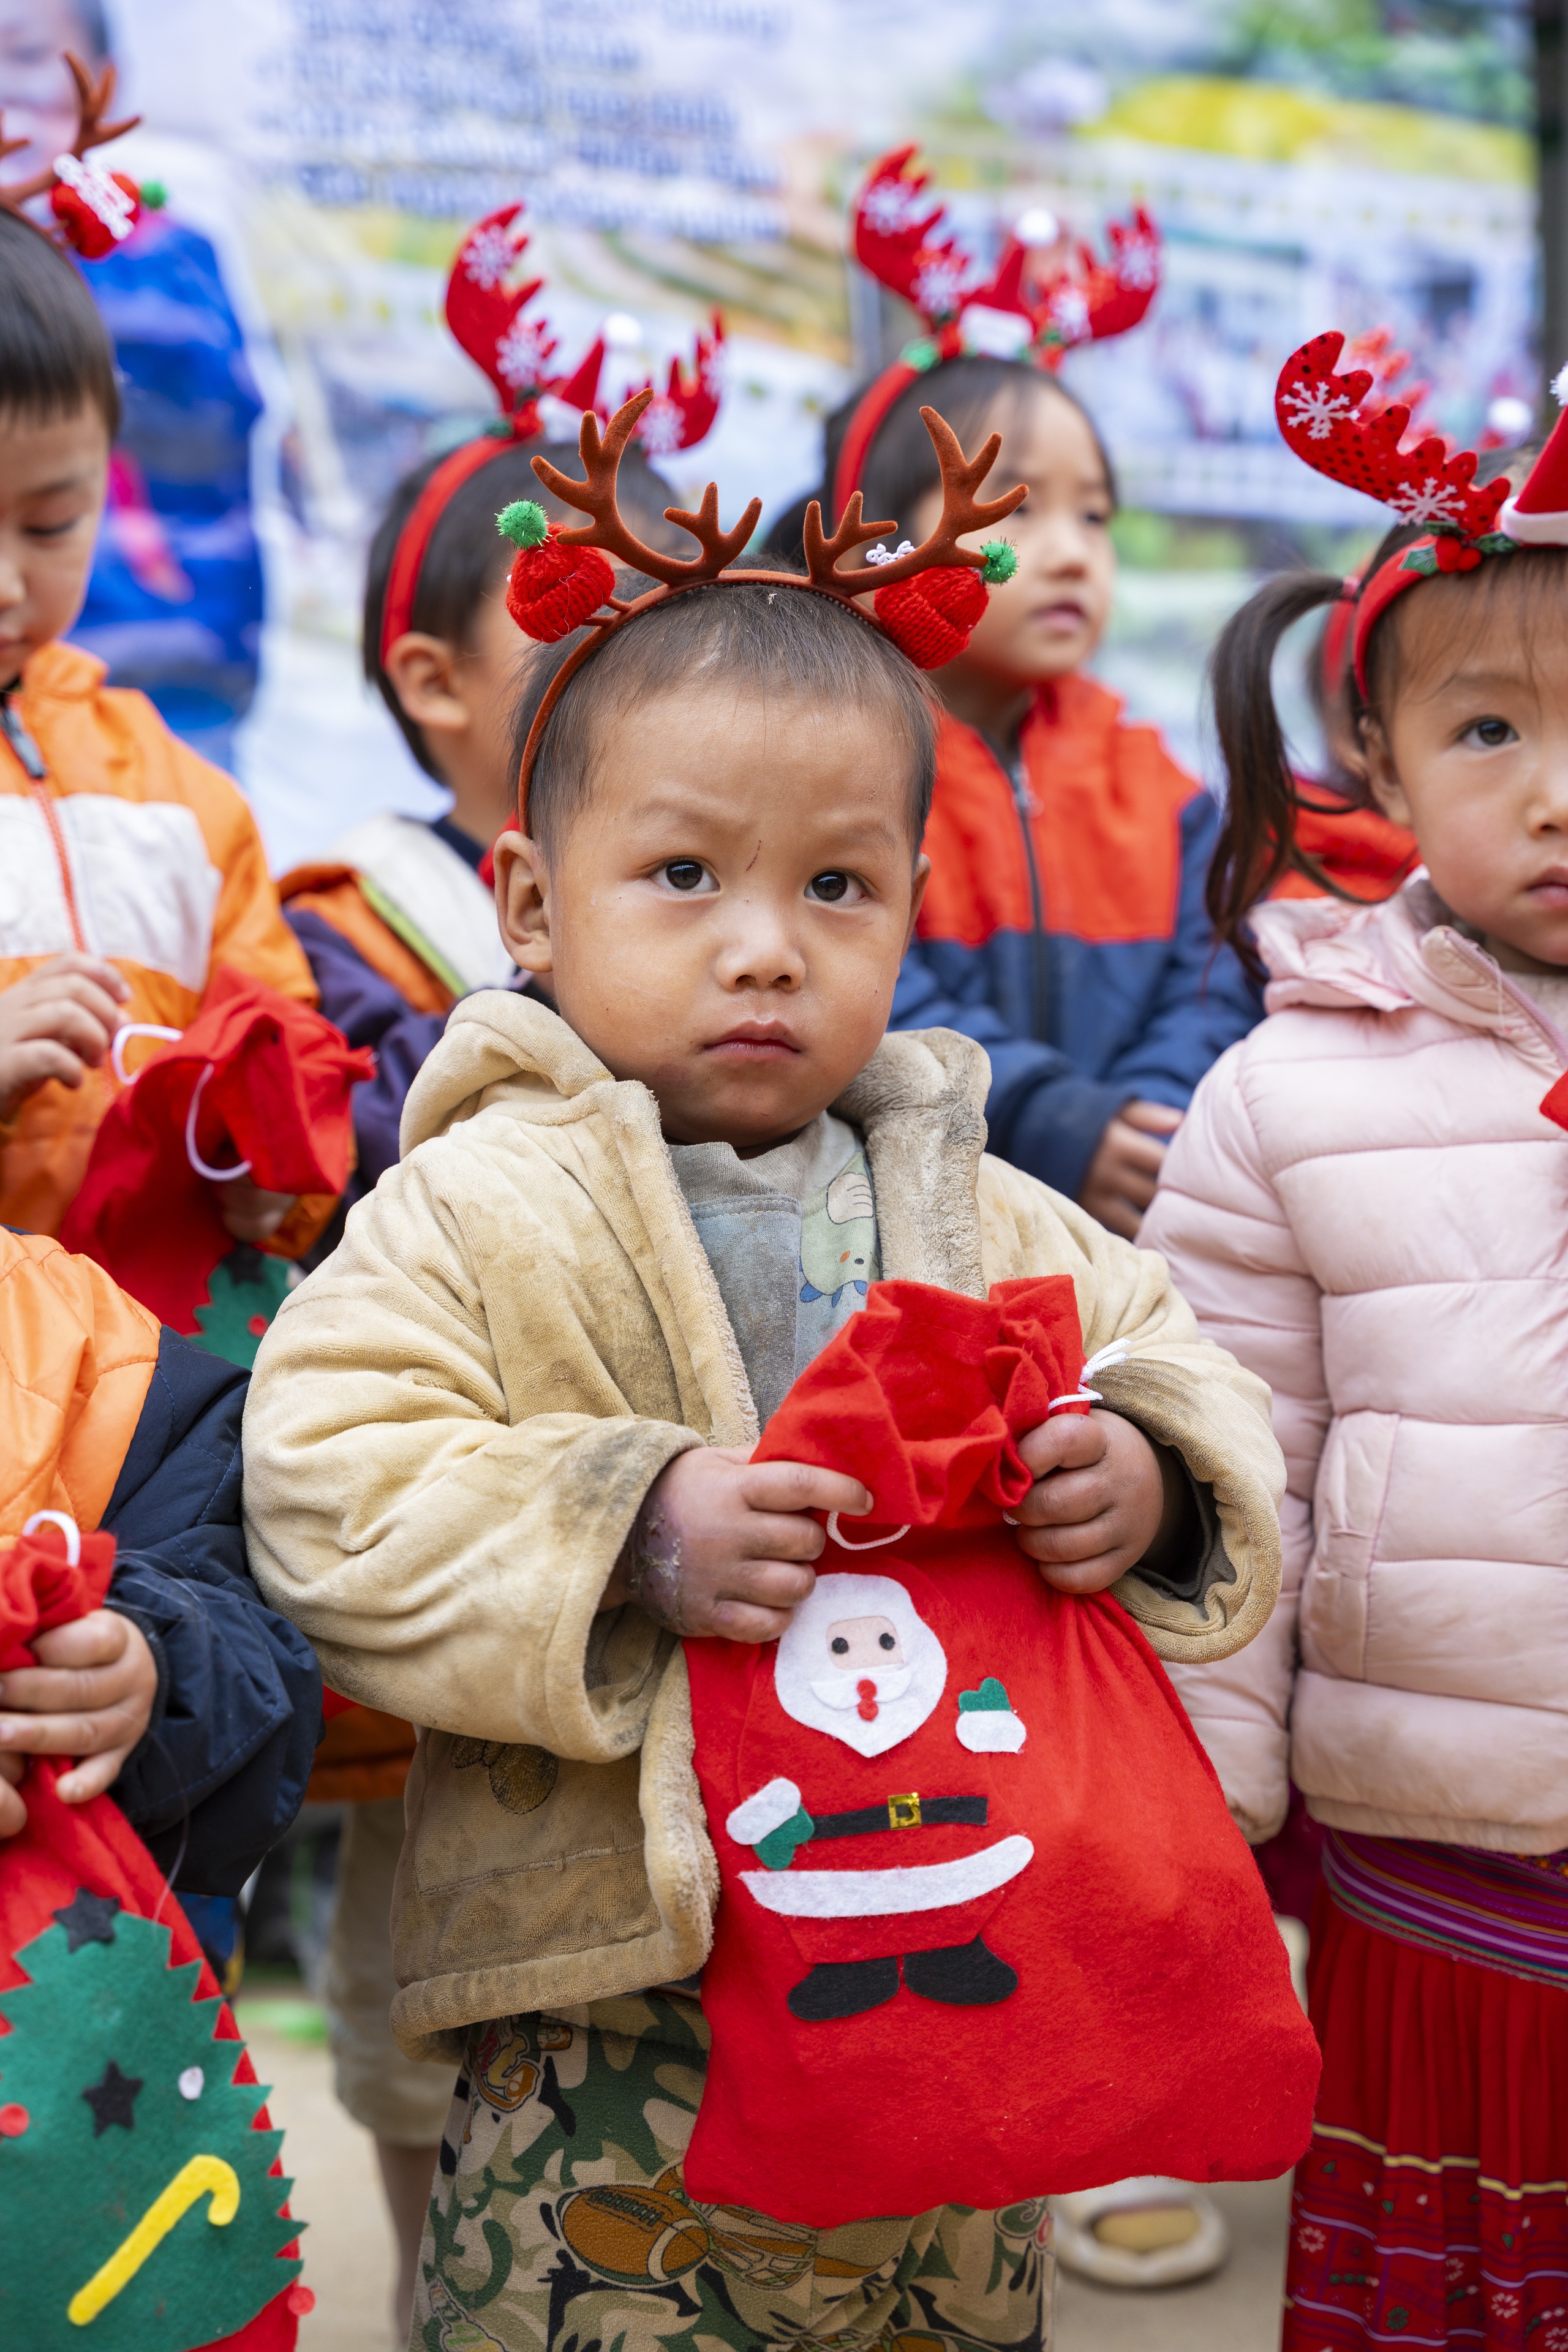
[0,640,318,1238]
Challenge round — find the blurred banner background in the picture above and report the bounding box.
[4,0,1539,862]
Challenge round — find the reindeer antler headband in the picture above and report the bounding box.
[380,201,726,666]
[1276,331,1568,693]
[834,146,1160,525]
[0,53,151,260]
[497,390,1025,827]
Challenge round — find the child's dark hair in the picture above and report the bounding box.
[766,356,1114,560]
[1207,480,1568,973]
[511,584,940,854]
[364,437,690,778]
[0,211,120,439]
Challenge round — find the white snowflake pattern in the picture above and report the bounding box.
[494,315,552,391]
[913,254,971,317]
[462,222,519,292]
[635,394,685,456]
[699,349,724,401]
[1046,284,1090,339]
[860,179,929,236]
[1490,2292,1521,2321]
[1280,380,1360,442]
[1295,2225,1328,2254]
[1116,235,1159,290]
[1387,476,1467,526]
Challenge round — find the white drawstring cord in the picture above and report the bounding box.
[825,1510,910,1551]
[183,1063,252,1183]
[21,1510,81,1566]
[110,1022,182,1087]
[1045,1341,1130,1414]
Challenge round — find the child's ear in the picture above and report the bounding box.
[1359,714,1414,828]
[494,831,554,974]
[384,633,472,738]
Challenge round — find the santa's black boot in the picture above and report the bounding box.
[902,1936,1019,2006]
[787,1956,900,2021]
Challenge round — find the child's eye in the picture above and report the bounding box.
[658,859,712,893]
[805,870,863,904]
[1462,716,1517,750]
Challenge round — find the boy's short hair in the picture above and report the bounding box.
[510,581,940,856]
[0,210,121,440]
[364,437,691,780]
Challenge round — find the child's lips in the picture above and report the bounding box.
[1527,869,1568,908]
[1035,601,1087,633]
[704,1025,801,1060]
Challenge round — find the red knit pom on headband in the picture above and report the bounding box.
[499,389,1026,826]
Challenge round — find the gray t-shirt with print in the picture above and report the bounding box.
[669,1111,880,1428]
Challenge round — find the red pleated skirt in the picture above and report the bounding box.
[1284,1867,1568,2350]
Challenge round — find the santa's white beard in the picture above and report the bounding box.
[809,1664,915,1711]
[774,1572,949,1758]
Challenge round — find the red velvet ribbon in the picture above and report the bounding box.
[378,412,537,666]
[831,323,965,526]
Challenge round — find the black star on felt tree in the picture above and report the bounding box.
[0,1894,303,2351]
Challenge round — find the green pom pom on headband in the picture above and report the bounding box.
[497,499,549,551]
[980,540,1018,586]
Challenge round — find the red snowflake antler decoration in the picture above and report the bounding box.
[445,203,570,434]
[612,313,725,456]
[0,53,145,260]
[851,145,1160,363]
[1275,332,1505,540]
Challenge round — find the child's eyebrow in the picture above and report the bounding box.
[20,472,97,500]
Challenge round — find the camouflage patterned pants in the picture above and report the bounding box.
[409,1989,1054,2352]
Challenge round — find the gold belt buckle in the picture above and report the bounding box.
[887,1792,921,1830]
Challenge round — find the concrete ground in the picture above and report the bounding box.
[237,1989,1291,2352]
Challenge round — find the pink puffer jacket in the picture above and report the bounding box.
[1142,876,1568,1855]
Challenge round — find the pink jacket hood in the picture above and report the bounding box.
[1141,873,1568,1855]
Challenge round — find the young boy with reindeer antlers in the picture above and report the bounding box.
[241,391,1291,2352]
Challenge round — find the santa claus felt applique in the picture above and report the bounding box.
[682,1277,1320,2228]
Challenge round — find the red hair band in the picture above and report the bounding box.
[379,202,727,666]
[832,147,1160,524]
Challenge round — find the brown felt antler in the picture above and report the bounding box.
[801,409,1025,592]
[0,54,140,211]
[533,391,763,587]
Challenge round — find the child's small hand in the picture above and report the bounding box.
[0,954,129,1122]
[216,1174,296,1244]
[1079,1101,1183,1239]
[605,1446,872,1642]
[0,1610,159,1822]
[1009,1409,1170,1594]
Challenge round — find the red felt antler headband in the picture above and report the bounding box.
[833,146,1159,524]
[1276,331,1568,693]
[497,390,1025,829]
[0,52,149,259]
[379,203,726,666]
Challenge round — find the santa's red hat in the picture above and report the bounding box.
[1499,371,1568,546]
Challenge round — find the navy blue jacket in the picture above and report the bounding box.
[104,1332,322,1894]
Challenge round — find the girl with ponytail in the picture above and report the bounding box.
[1144,333,1568,2351]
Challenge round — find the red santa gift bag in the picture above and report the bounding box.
[0,1518,310,2351]
[683,1276,1319,2227]
[60,967,374,1335]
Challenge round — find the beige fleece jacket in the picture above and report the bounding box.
[242,995,1284,2059]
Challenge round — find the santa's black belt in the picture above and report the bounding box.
[810,1794,988,1838]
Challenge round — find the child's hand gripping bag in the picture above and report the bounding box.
[682,1277,1320,2227]
[59,967,375,1350]
[0,1517,311,2351]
